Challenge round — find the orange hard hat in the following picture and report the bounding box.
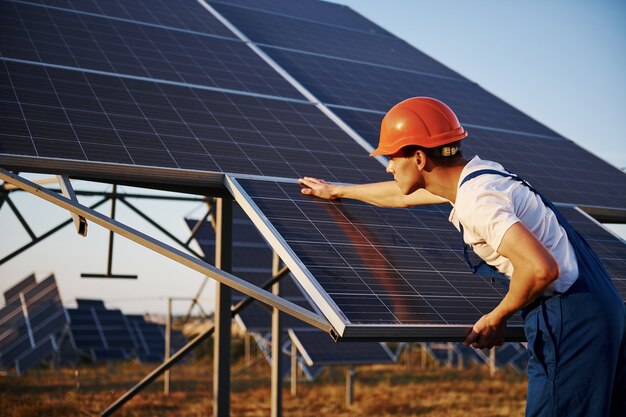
[370,97,467,157]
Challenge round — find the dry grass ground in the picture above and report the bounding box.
[0,357,527,417]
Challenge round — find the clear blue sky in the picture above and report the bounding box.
[1,0,625,315]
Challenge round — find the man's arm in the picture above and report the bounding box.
[464,221,560,349]
[298,177,448,207]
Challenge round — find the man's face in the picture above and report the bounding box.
[386,151,422,195]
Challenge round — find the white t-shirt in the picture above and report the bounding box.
[448,156,578,293]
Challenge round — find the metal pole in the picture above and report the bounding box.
[346,368,355,407]
[245,333,251,365]
[290,342,297,397]
[271,252,283,417]
[214,197,232,417]
[164,297,172,395]
[447,342,453,368]
[107,185,117,276]
[421,343,427,370]
[490,347,497,377]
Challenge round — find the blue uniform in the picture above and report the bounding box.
[460,169,626,417]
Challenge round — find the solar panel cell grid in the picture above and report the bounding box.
[210,2,461,78]
[261,48,560,138]
[290,329,393,365]
[3,274,37,304]
[1,1,302,99]
[209,0,394,35]
[28,0,236,38]
[330,107,626,209]
[1,61,387,183]
[232,177,515,334]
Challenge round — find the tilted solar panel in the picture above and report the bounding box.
[209,0,394,36]
[0,60,386,186]
[289,329,394,366]
[330,107,626,209]
[3,273,37,304]
[227,177,521,340]
[209,2,462,79]
[0,274,68,373]
[25,0,235,38]
[1,1,302,99]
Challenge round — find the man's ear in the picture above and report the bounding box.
[414,150,427,171]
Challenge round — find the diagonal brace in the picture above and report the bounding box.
[0,168,332,332]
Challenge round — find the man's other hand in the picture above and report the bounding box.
[463,313,507,349]
[298,177,338,200]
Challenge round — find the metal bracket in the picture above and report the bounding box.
[56,175,88,236]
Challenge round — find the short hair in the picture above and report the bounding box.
[399,141,464,166]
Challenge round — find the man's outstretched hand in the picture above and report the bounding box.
[298,177,339,200]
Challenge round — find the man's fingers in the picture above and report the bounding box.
[464,331,479,346]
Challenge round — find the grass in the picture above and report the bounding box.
[0,356,527,417]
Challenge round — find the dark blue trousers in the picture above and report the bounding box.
[459,169,626,417]
[523,275,626,416]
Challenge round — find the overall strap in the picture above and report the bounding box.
[457,169,536,286]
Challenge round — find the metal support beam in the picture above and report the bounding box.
[290,342,297,396]
[100,266,292,417]
[271,252,283,417]
[118,196,205,259]
[4,195,36,240]
[214,197,232,417]
[82,185,138,279]
[164,297,172,395]
[489,347,497,377]
[346,368,355,407]
[0,197,109,266]
[0,168,332,331]
[56,175,88,236]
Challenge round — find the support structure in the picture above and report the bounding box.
[0,169,331,331]
[214,197,233,417]
[100,266,292,416]
[56,175,88,236]
[290,342,297,396]
[346,368,355,407]
[489,347,497,377]
[164,297,172,395]
[271,252,283,417]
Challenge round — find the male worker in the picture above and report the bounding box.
[298,97,626,416]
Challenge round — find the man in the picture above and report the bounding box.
[298,97,625,416]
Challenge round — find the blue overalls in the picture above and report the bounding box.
[459,169,626,417]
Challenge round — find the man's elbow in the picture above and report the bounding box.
[535,259,560,284]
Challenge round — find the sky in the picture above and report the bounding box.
[1,0,625,316]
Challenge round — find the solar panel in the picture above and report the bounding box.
[209,2,461,78]
[560,207,626,294]
[15,336,56,375]
[227,177,524,340]
[254,48,561,139]
[3,273,37,304]
[0,60,386,185]
[30,0,236,37]
[0,274,68,373]
[330,108,626,209]
[185,210,319,331]
[209,0,394,35]
[2,1,302,99]
[126,314,187,362]
[289,329,394,366]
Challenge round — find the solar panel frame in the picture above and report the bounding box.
[226,175,526,341]
[288,328,394,366]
